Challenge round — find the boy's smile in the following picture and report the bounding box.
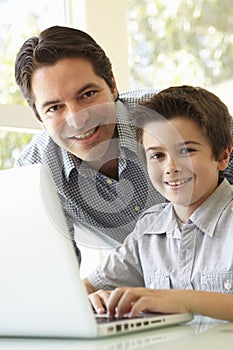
[143,116,229,222]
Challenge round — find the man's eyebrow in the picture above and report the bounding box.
[41,83,99,110]
[41,99,60,110]
[76,83,100,95]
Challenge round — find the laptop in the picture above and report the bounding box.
[0,164,193,338]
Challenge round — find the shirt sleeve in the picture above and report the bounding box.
[86,230,145,290]
[15,131,49,167]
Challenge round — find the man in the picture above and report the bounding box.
[15,26,233,263]
[14,25,165,262]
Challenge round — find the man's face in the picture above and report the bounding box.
[31,57,118,162]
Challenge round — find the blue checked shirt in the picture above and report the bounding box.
[15,90,165,260]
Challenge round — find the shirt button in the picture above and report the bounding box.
[106,178,113,184]
[224,280,232,292]
[134,205,141,212]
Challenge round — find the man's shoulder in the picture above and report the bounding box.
[15,130,57,166]
[119,89,160,108]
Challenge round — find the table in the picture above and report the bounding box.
[0,316,232,350]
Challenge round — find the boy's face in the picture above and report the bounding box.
[143,116,230,220]
[31,57,118,162]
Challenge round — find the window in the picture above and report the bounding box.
[127,0,233,115]
[0,0,66,169]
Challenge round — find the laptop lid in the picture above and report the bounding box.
[0,164,99,338]
[0,164,192,338]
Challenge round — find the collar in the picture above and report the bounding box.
[62,149,78,180]
[189,179,233,237]
[115,100,137,153]
[141,179,233,238]
[141,202,181,239]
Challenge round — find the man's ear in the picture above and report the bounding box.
[110,71,118,101]
[41,122,46,130]
[217,145,232,171]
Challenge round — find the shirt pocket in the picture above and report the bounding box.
[201,272,233,293]
[145,274,171,289]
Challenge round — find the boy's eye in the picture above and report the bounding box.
[180,147,196,155]
[150,152,165,160]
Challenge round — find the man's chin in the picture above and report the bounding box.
[68,145,109,163]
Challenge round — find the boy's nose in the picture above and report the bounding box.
[165,156,181,174]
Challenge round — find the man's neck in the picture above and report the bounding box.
[99,158,119,180]
[83,136,119,180]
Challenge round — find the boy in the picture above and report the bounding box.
[84,85,233,321]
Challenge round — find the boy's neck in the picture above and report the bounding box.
[173,179,223,223]
[173,205,192,224]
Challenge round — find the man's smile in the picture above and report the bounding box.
[70,126,98,140]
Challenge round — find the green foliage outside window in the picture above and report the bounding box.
[128,0,233,89]
[0,10,39,170]
[0,130,33,170]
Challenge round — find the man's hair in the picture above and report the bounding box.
[15,25,115,121]
[132,85,232,161]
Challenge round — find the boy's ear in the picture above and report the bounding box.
[217,145,232,171]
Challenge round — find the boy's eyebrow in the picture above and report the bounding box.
[145,146,162,153]
[41,83,99,110]
[145,141,202,153]
[177,141,202,147]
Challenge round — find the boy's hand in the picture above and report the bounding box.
[106,287,189,319]
[88,289,112,314]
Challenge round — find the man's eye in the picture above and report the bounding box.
[82,90,97,99]
[47,105,60,113]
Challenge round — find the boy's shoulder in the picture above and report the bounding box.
[131,202,174,236]
[139,202,171,220]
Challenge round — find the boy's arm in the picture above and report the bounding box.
[83,278,97,294]
[183,290,233,321]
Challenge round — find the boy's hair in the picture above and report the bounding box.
[132,85,232,161]
[15,25,115,121]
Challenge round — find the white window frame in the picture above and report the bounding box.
[0,0,130,131]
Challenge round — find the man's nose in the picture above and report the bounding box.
[65,105,90,130]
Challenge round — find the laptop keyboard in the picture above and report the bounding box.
[95,314,139,324]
